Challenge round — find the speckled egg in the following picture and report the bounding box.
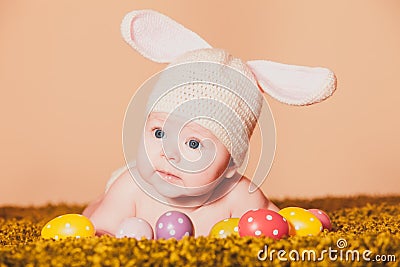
[115,217,154,239]
[209,218,240,238]
[308,209,332,231]
[155,211,194,240]
[278,207,322,236]
[41,214,95,240]
[238,209,289,239]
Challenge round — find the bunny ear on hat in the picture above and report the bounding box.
[121,9,337,105]
[120,10,211,63]
[246,60,337,106]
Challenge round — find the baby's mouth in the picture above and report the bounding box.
[156,170,184,186]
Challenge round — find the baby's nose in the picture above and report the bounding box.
[160,139,181,163]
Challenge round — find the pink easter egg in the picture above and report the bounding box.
[155,211,194,240]
[238,209,289,239]
[308,209,332,231]
[115,217,154,239]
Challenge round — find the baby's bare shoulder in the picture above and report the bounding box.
[226,176,263,198]
[224,176,271,217]
[106,167,141,196]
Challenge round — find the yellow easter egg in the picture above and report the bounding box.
[209,218,240,238]
[41,214,95,240]
[278,207,322,237]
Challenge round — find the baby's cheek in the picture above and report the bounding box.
[140,161,155,179]
[138,138,155,162]
[136,146,146,167]
[181,147,202,162]
[136,150,156,178]
[185,171,216,187]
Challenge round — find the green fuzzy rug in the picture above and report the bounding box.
[0,195,399,266]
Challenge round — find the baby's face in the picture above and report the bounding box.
[136,112,235,200]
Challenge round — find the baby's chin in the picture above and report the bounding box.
[154,189,216,208]
[134,167,231,206]
[146,174,224,205]
[152,178,210,198]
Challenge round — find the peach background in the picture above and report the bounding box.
[1,1,399,206]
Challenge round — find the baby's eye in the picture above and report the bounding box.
[187,139,201,149]
[154,129,165,139]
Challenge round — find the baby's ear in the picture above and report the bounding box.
[224,159,238,179]
[121,10,211,63]
[247,60,337,106]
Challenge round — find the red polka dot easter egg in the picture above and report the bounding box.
[155,211,194,240]
[238,209,289,239]
[308,209,332,231]
[278,207,323,237]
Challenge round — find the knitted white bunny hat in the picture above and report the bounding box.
[121,10,337,167]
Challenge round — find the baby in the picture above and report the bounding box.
[83,10,336,237]
[83,49,280,237]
